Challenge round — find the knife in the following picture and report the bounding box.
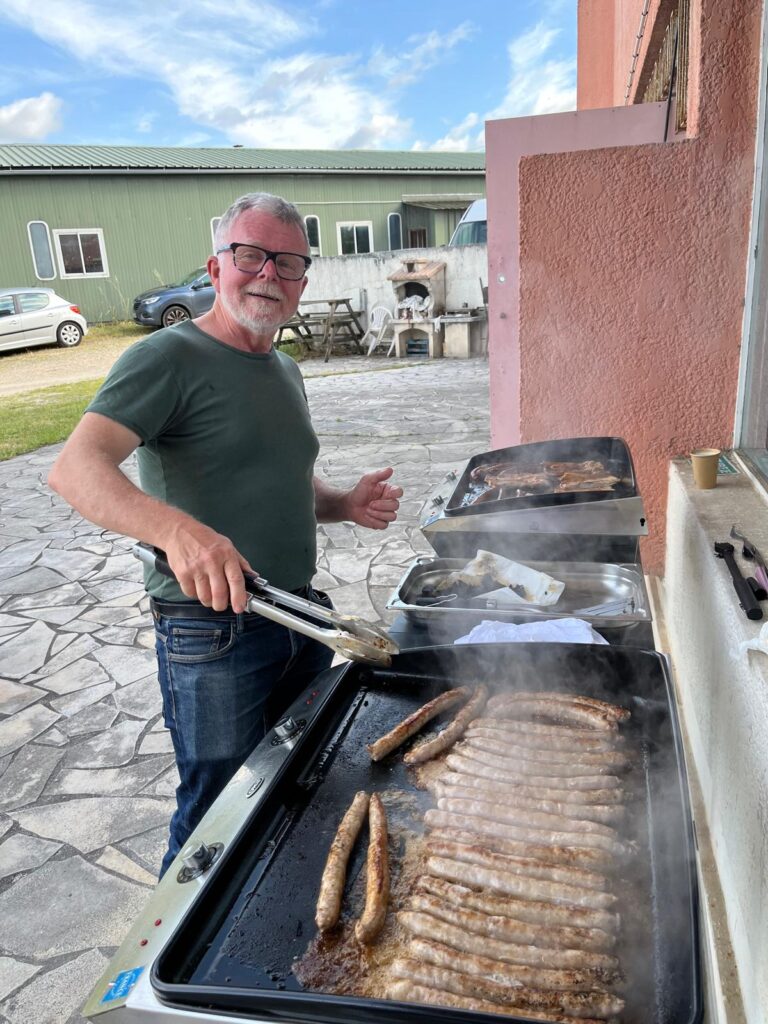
[730,525,768,594]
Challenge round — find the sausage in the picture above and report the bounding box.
[386,979,607,1023]
[399,910,620,971]
[403,684,489,765]
[437,770,626,808]
[491,692,631,724]
[485,697,619,732]
[463,730,629,770]
[470,717,623,751]
[415,876,620,934]
[390,958,625,1019]
[409,937,618,992]
[354,793,389,944]
[424,809,613,870]
[436,799,629,856]
[424,836,610,891]
[315,791,370,931]
[433,787,621,834]
[446,751,623,790]
[409,893,615,953]
[426,855,616,911]
[436,777,624,823]
[457,741,622,778]
[367,687,470,761]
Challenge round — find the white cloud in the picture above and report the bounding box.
[369,22,476,88]
[417,19,576,151]
[0,0,414,148]
[0,91,62,141]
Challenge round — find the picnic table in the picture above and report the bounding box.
[276,297,366,362]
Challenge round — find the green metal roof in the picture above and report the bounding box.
[0,144,485,173]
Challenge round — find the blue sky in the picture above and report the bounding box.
[0,0,576,150]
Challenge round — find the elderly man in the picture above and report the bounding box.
[49,192,402,876]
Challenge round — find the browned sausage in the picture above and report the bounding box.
[409,892,614,953]
[386,979,607,1023]
[436,799,629,856]
[398,910,620,971]
[485,696,619,732]
[403,684,489,765]
[390,959,625,1019]
[471,717,623,751]
[457,741,622,778]
[437,770,626,808]
[409,936,618,992]
[426,855,617,910]
[463,730,629,770]
[433,788,620,835]
[354,793,389,944]
[446,751,623,790]
[367,687,470,761]
[424,836,610,891]
[424,809,613,870]
[315,791,370,931]
[489,691,631,724]
[435,777,624,823]
[415,876,620,934]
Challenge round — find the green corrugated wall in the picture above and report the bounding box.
[0,172,485,322]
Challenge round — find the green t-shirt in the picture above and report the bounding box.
[87,322,319,600]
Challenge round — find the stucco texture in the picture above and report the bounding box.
[510,0,759,569]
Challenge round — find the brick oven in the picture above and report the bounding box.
[387,258,446,357]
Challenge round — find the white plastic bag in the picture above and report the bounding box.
[732,621,768,659]
[454,618,609,646]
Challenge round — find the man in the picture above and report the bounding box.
[48,192,402,877]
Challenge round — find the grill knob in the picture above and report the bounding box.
[431,495,444,507]
[274,716,299,740]
[444,470,457,481]
[182,842,216,873]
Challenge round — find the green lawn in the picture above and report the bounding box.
[0,379,103,461]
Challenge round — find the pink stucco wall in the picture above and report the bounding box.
[486,0,760,570]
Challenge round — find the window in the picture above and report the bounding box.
[388,212,403,250]
[0,295,15,318]
[305,215,321,257]
[211,217,222,249]
[27,221,55,280]
[53,229,109,278]
[337,222,373,255]
[409,228,428,248]
[17,292,49,312]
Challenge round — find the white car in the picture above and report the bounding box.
[0,287,88,353]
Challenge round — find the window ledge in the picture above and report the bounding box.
[663,457,768,1022]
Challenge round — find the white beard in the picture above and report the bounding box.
[219,288,286,335]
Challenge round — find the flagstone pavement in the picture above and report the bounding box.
[0,355,490,1024]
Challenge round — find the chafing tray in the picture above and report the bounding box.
[387,556,651,629]
[84,643,701,1024]
[421,437,648,563]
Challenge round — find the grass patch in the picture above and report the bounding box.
[87,321,152,343]
[0,378,103,461]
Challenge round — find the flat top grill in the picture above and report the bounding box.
[152,644,701,1024]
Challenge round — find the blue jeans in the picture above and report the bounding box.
[153,587,334,878]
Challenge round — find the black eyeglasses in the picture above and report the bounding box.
[216,243,311,281]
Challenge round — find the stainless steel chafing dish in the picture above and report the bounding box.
[420,437,648,564]
[387,556,651,632]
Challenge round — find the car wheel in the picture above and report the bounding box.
[57,321,83,348]
[162,305,191,328]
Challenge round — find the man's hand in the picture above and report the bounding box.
[341,467,403,530]
[164,523,253,613]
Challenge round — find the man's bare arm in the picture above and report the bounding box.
[48,412,252,612]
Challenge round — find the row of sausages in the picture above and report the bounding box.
[315,686,633,1021]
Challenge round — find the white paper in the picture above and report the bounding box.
[732,620,768,659]
[445,550,565,606]
[454,618,609,646]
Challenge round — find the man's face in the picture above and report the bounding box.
[211,210,309,335]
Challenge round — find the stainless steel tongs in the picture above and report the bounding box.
[133,542,399,666]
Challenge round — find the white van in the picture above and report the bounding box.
[449,198,487,245]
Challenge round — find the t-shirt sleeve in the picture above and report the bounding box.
[86,341,183,442]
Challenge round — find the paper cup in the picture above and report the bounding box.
[691,448,720,489]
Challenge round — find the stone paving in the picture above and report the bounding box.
[0,355,490,1024]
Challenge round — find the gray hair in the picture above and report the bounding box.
[214,192,309,251]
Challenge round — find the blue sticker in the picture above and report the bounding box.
[100,967,145,1004]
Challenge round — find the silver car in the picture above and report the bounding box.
[0,287,88,353]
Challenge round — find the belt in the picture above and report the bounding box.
[150,585,312,621]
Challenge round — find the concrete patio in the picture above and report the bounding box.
[0,355,489,1024]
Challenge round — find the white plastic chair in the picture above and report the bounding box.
[362,306,394,356]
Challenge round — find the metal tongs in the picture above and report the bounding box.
[133,542,399,666]
[730,524,768,595]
